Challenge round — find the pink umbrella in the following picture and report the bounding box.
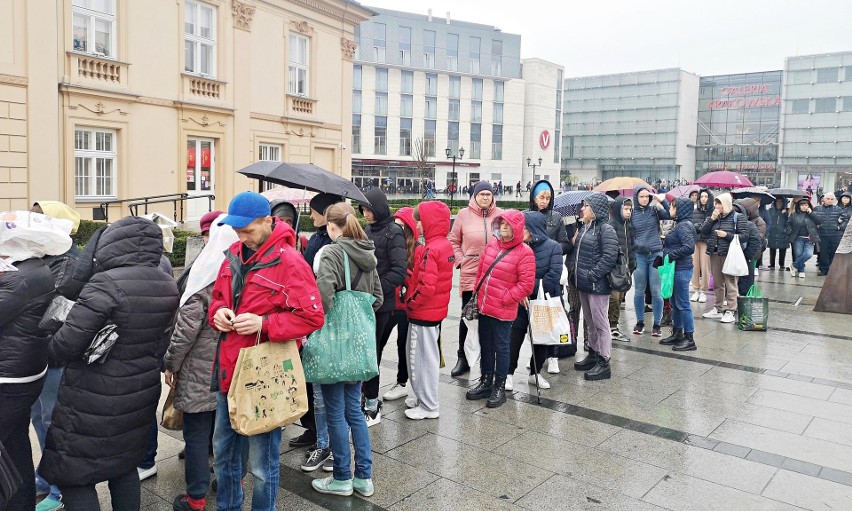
[665,184,701,202]
[261,187,316,205]
[694,171,753,189]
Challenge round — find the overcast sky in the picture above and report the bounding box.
[363,0,852,78]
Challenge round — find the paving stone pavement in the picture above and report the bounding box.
[30,259,852,510]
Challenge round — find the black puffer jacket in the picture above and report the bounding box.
[839,193,851,233]
[767,202,789,250]
[786,209,821,251]
[529,179,571,254]
[570,193,619,295]
[361,189,407,313]
[0,257,55,380]
[732,203,763,261]
[691,189,714,242]
[609,197,636,272]
[814,204,844,238]
[42,217,179,487]
[304,226,332,269]
[664,197,697,271]
[701,194,749,256]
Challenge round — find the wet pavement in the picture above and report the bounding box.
[31,258,852,510]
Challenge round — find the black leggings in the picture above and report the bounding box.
[363,311,409,399]
[61,470,140,511]
[769,247,787,268]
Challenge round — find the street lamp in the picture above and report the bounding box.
[446,146,464,207]
[527,156,543,183]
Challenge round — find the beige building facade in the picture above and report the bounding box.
[0,0,371,220]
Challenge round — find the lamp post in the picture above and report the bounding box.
[446,146,464,208]
[527,157,543,184]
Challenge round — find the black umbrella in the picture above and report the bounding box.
[768,188,808,200]
[731,187,775,206]
[237,161,370,204]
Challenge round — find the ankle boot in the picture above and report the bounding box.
[672,332,697,351]
[486,377,507,408]
[659,328,684,346]
[584,354,611,381]
[465,374,493,400]
[451,356,470,377]
[573,348,598,371]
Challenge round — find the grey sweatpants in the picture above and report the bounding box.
[407,323,441,412]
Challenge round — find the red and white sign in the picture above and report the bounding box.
[539,130,551,150]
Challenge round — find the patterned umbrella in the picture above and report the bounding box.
[261,186,316,205]
[553,191,613,217]
[665,184,701,202]
[593,177,653,196]
[731,186,775,206]
[694,171,753,188]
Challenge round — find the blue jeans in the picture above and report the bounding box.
[312,384,329,450]
[320,382,372,481]
[478,315,512,379]
[139,415,158,470]
[672,269,695,333]
[633,252,664,325]
[213,393,282,511]
[792,237,814,273]
[31,367,63,501]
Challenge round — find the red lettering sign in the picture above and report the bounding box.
[720,84,769,97]
[539,130,550,150]
[708,97,781,110]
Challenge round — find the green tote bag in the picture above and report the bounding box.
[658,255,675,299]
[302,250,379,384]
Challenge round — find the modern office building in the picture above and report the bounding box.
[779,51,852,192]
[350,7,525,193]
[521,58,563,188]
[695,71,783,186]
[560,68,700,185]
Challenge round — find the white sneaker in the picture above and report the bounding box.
[720,310,735,323]
[698,292,707,303]
[504,375,514,391]
[137,465,157,481]
[798,272,806,279]
[404,406,439,420]
[703,308,723,319]
[690,291,700,302]
[790,267,798,277]
[405,396,418,408]
[547,358,560,374]
[528,374,551,389]
[382,383,408,401]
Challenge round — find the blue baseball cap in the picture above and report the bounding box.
[218,191,271,228]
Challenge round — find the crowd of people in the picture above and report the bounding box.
[2,180,849,511]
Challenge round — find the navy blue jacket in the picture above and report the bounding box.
[664,197,696,271]
[632,185,670,254]
[523,211,563,298]
[814,204,844,239]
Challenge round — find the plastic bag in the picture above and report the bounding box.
[722,235,750,277]
[658,255,675,299]
[462,318,480,368]
[737,285,769,331]
[38,296,76,333]
[0,211,73,263]
[528,283,572,345]
[140,213,179,253]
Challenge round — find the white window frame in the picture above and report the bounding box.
[72,0,117,58]
[185,0,217,78]
[258,143,282,162]
[75,127,117,199]
[288,34,310,96]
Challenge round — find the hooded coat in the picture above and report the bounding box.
[393,207,420,311]
[785,202,821,251]
[523,211,563,298]
[315,238,384,314]
[609,197,636,272]
[701,193,749,257]
[41,217,179,487]
[839,192,851,233]
[732,203,763,261]
[529,179,571,254]
[270,199,308,253]
[404,201,455,324]
[475,210,536,321]
[569,193,620,295]
[767,201,789,250]
[664,197,697,271]
[734,198,767,249]
[448,194,504,293]
[361,189,407,313]
[691,189,715,242]
[632,185,671,254]
[0,258,54,380]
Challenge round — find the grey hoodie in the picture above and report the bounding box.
[315,238,384,314]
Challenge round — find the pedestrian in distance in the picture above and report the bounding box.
[659,197,697,351]
[838,192,851,234]
[785,198,821,279]
[813,192,843,276]
[767,198,789,271]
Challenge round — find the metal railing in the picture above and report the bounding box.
[95,193,215,223]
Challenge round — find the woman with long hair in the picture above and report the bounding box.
[690,189,713,303]
[786,198,821,279]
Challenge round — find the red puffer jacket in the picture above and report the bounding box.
[475,210,535,321]
[404,201,454,324]
[448,195,504,294]
[393,207,419,312]
[209,221,325,393]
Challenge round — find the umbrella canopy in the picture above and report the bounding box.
[553,191,614,217]
[694,171,753,188]
[238,161,369,204]
[665,184,701,202]
[731,187,775,206]
[261,187,316,205]
[768,187,808,199]
[593,177,653,196]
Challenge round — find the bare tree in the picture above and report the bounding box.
[413,137,434,195]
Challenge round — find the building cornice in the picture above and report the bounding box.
[250,111,342,131]
[260,0,372,25]
[0,73,28,87]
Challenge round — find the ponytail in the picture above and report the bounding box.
[325,202,366,240]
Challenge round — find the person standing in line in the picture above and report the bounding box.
[209,192,325,511]
[786,198,821,279]
[608,198,635,342]
[466,211,535,407]
[402,201,454,420]
[358,189,407,427]
[659,197,697,351]
[767,198,789,271]
[733,200,765,297]
[700,193,749,323]
[569,194,620,380]
[813,193,842,276]
[631,185,671,337]
[690,189,713,303]
[838,192,851,234]
[447,181,503,377]
[563,214,590,353]
[270,200,308,254]
[311,203,382,498]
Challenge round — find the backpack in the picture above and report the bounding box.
[596,222,632,292]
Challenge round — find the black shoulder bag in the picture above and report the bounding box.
[462,246,515,321]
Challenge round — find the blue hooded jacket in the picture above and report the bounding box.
[632,185,670,254]
[522,211,563,298]
[663,196,696,271]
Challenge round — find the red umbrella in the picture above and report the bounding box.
[665,184,701,202]
[694,171,753,189]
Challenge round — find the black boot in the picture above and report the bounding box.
[573,348,598,371]
[465,374,493,400]
[584,354,611,381]
[451,356,470,377]
[660,309,673,326]
[659,328,683,346]
[486,377,507,408]
[672,331,697,351]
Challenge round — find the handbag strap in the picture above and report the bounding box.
[341,250,364,291]
[472,245,515,296]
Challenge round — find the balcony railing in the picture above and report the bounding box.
[182,74,226,101]
[287,95,316,116]
[69,52,128,86]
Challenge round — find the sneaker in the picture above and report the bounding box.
[36,497,64,511]
[289,431,317,448]
[790,267,798,277]
[404,396,418,408]
[651,325,662,337]
[301,447,332,472]
[504,374,514,391]
[632,323,645,335]
[312,476,353,496]
[799,272,806,279]
[547,358,560,374]
[364,402,381,428]
[137,465,157,481]
[172,494,205,511]
[703,308,723,319]
[698,292,707,303]
[528,374,551,389]
[382,383,408,401]
[690,291,700,302]
[784,266,790,271]
[404,406,440,420]
[353,477,375,497]
[759,265,769,271]
[611,329,629,342]
[323,454,334,472]
[720,310,736,323]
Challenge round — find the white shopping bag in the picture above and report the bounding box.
[462,317,480,368]
[722,235,750,277]
[528,282,572,345]
[0,211,73,263]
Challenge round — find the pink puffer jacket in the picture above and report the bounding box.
[448,195,504,294]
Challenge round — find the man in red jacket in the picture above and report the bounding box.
[209,191,324,511]
[403,201,454,420]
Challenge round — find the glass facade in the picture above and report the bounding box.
[695,71,782,186]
